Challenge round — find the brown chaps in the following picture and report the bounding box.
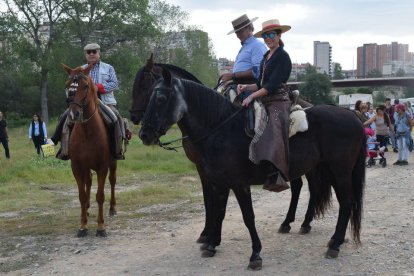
[249,92,291,180]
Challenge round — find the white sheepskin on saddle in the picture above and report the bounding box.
[289,105,308,137]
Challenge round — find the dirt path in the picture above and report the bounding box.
[7,152,414,275]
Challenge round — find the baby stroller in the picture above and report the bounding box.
[365,128,386,168]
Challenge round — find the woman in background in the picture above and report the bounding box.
[28,113,47,155]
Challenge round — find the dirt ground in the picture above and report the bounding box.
[3,151,414,276]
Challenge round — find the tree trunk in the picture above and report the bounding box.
[40,69,49,123]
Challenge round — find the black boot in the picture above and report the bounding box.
[263,172,290,192]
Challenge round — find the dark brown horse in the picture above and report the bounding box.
[139,69,366,269]
[63,64,117,237]
[129,55,338,247]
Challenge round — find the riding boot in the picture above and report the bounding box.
[56,117,72,160]
[263,171,290,193]
[51,111,69,145]
[113,123,125,160]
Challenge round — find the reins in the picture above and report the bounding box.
[158,107,244,151]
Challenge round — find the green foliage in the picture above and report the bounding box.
[374,91,386,106]
[0,0,218,121]
[356,87,374,94]
[299,68,333,104]
[367,69,382,78]
[332,62,345,80]
[395,68,405,77]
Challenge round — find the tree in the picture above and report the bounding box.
[299,68,333,104]
[332,62,345,80]
[395,68,405,77]
[2,0,68,122]
[366,69,382,78]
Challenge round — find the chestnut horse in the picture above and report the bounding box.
[139,69,366,269]
[63,64,117,237]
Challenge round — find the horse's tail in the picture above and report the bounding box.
[310,164,332,219]
[350,133,366,245]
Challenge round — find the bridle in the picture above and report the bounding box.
[68,72,98,123]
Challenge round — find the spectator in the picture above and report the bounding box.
[384,98,397,152]
[364,105,391,150]
[0,111,10,159]
[393,103,412,165]
[28,112,47,155]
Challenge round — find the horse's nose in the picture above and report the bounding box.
[139,128,152,145]
[130,113,142,125]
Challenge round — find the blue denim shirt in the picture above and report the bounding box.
[233,36,267,79]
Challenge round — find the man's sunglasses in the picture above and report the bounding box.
[261,32,277,39]
[86,50,98,55]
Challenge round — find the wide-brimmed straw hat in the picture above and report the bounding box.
[227,14,258,35]
[254,19,291,38]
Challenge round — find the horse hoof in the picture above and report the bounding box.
[77,229,88,238]
[199,243,208,251]
[247,259,262,271]
[325,248,339,259]
[201,250,216,258]
[109,209,117,216]
[196,235,208,244]
[278,225,291,233]
[96,229,107,237]
[299,225,312,234]
[201,245,216,258]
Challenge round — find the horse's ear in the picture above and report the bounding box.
[146,53,154,70]
[162,66,172,86]
[61,63,72,75]
[83,63,94,75]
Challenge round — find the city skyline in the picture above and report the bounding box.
[168,0,414,70]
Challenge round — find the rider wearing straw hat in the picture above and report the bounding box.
[237,19,292,192]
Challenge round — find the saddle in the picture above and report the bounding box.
[220,83,306,138]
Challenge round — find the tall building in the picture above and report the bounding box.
[357,42,413,77]
[313,41,332,76]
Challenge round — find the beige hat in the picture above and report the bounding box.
[254,19,291,38]
[227,14,258,35]
[83,43,101,51]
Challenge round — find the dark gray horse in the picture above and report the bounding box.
[139,68,366,270]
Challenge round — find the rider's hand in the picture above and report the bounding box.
[242,95,254,107]
[221,73,233,82]
[237,84,246,94]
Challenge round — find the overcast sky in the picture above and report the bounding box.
[168,0,414,70]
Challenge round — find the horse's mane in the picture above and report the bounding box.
[133,63,203,86]
[180,79,240,127]
[156,63,203,84]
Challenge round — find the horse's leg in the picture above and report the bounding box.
[279,177,303,233]
[108,161,117,216]
[95,168,108,237]
[233,186,262,271]
[196,167,213,243]
[201,185,230,257]
[85,172,92,216]
[74,169,89,237]
[326,175,353,258]
[300,171,318,234]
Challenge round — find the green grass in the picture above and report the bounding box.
[0,122,202,237]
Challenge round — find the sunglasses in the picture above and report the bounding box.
[86,50,98,55]
[261,32,277,39]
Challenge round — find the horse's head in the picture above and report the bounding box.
[139,67,187,145]
[130,54,157,125]
[62,63,97,122]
